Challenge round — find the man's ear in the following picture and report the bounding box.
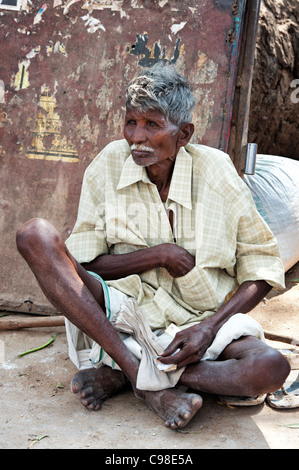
[177,123,194,148]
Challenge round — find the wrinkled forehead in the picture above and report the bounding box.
[125,107,166,121]
[124,107,179,130]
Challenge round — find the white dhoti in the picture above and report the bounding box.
[65,273,265,391]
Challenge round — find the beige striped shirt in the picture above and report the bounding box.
[66,140,285,330]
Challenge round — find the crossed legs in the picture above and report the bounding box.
[16,218,290,429]
[16,218,202,429]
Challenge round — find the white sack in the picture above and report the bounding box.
[244,155,299,272]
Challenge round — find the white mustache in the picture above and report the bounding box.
[131,144,155,153]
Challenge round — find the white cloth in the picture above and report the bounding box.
[65,274,265,391]
[112,298,185,391]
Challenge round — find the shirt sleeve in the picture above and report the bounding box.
[65,158,108,263]
[234,186,285,290]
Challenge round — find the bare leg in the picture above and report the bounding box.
[179,336,290,397]
[16,218,202,429]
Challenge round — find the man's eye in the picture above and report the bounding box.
[148,121,159,127]
[127,120,136,125]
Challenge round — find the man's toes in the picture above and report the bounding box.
[87,401,102,411]
[183,411,191,421]
[165,419,174,429]
[81,395,94,406]
[164,396,203,429]
[85,399,102,410]
[172,411,191,429]
[165,418,182,430]
[192,396,203,409]
[70,378,79,394]
[164,414,182,429]
[81,395,102,410]
[70,374,85,394]
[80,386,94,398]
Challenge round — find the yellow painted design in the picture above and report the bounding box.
[58,43,67,56]
[46,44,54,56]
[26,87,78,162]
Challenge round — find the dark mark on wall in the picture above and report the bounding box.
[127,34,181,67]
[213,0,237,11]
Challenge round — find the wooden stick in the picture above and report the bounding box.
[264,330,298,346]
[0,316,298,347]
[0,315,65,330]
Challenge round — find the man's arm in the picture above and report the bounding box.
[82,242,195,280]
[158,279,272,369]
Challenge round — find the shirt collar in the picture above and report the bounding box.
[167,147,192,210]
[117,155,152,190]
[117,147,193,210]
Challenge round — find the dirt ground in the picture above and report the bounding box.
[0,264,298,450]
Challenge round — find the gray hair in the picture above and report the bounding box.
[125,63,195,127]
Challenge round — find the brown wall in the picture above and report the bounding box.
[0,0,247,312]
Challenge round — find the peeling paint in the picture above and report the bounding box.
[192,88,215,139]
[190,51,218,84]
[95,86,113,119]
[54,41,67,56]
[26,46,41,59]
[17,26,28,34]
[106,108,124,139]
[127,33,182,67]
[158,0,169,7]
[33,4,47,25]
[0,80,5,104]
[82,0,123,11]
[78,114,100,146]
[14,43,67,91]
[63,0,81,15]
[81,13,105,33]
[129,0,141,9]
[46,44,53,56]
[188,51,219,139]
[171,21,187,34]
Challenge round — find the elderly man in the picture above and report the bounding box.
[16,64,290,429]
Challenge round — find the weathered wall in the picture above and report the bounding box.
[249,0,299,159]
[0,0,248,312]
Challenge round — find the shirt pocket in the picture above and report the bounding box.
[106,215,148,248]
[153,287,195,327]
[174,266,219,312]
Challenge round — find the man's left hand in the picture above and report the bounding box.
[158,322,216,369]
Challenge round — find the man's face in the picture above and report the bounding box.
[123,108,182,168]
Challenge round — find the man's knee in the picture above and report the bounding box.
[16,218,61,260]
[253,347,290,395]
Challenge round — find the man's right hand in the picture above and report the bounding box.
[160,243,195,278]
[82,243,195,280]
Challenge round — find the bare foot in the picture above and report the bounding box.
[70,365,128,410]
[71,365,202,429]
[141,388,203,429]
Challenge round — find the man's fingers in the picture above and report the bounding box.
[158,343,182,364]
[159,336,181,356]
[158,343,206,367]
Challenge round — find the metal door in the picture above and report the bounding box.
[0,0,258,314]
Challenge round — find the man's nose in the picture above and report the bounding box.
[131,124,146,143]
